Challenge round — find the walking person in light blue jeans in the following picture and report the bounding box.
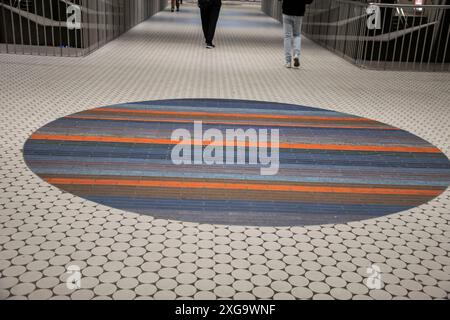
[279,0,313,68]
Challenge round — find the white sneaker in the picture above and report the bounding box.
[284,62,292,68]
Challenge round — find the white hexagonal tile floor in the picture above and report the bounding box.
[0,2,449,300]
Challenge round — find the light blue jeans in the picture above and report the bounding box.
[283,14,303,63]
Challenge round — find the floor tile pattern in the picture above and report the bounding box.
[0,3,449,300]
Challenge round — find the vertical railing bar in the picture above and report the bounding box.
[383,6,394,70]
[306,1,312,35]
[77,0,82,56]
[57,0,63,56]
[78,0,82,56]
[434,8,444,66]
[75,0,79,56]
[118,0,122,36]
[357,5,366,66]
[369,10,376,69]
[87,0,90,56]
[314,0,319,41]
[102,0,105,45]
[96,0,100,49]
[73,0,78,56]
[355,4,363,64]
[119,0,122,37]
[101,0,105,47]
[85,0,90,55]
[315,1,321,46]
[304,1,309,36]
[419,12,431,71]
[313,1,318,44]
[315,0,320,43]
[121,1,127,32]
[342,3,348,55]
[105,0,108,42]
[110,0,112,40]
[66,0,71,57]
[84,0,89,56]
[441,23,449,71]
[304,1,309,39]
[427,8,440,70]
[342,3,351,59]
[74,0,79,56]
[397,10,407,69]
[322,0,327,47]
[377,6,388,69]
[103,0,107,45]
[25,0,32,54]
[413,13,423,71]
[357,4,365,65]
[353,4,358,65]
[41,0,47,56]
[115,0,118,38]
[49,0,56,56]
[427,8,439,68]
[33,0,41,56]
[112,0,116,39]
[326,0,332,50]
[348,3,356,62]
[309,1,313,36]
[433,13,441,67]
[9,0,17,54]
[392,7,402,69]
[1,1,9,53]
[332,0,339,53]
[405,14,416,71]
[436,8,446,69]
[362,3,369,67]
[17,0,24,53]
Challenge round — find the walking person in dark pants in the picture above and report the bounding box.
[171,0,180,12]
[198,0,222,49]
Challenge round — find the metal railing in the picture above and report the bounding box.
[262,0,450,72]
[0,0,168,57]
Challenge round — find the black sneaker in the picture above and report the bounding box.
[206,44,214,49]
[293,55,300,68]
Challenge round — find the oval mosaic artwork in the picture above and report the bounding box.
[23,99,450,226]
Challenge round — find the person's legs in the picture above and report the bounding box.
[283,15,293,65]
[200,6,210,42]
[171,0,175,11]
[206,4,221,45]
[176,0,180,11]
[293,16,303,61]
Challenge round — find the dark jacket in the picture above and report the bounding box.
[198,0,221,7]
[279,0,313,17]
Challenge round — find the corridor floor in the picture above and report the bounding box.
[1,2,450,300]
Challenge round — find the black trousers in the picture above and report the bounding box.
[171,0,180,9]
[200,4,221,44]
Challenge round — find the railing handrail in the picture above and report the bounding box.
[368,3,450,9]
[318,0,367,7]
[313,0,450,9]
